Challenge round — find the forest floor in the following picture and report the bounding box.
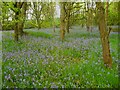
[2,26,118,88]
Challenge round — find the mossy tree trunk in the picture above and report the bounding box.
[13,2,24,41]
[66,2,71,33]
[60,2,66,41]
[19,2,27,37]
[51,2,56,32]
[14,2,20,41]
[86,2,93,32]
[96,2,112,68]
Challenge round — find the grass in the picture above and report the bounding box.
[2,27,118,88]
[25,30,53,38]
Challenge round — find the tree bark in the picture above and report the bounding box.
[96,2,112,68]
[105,0,109,25]
[19,2,27,37]
[37,19,41,30]
[13,2,24,41]
[60,2,66,41]
[86,2,93,32]
[14,11,19,41]
[66,18,70,33]
[33,2,43,30]
[53,18,55,32]
[50,2,55,32]
[66,3,71,33]
[14,2,20,41]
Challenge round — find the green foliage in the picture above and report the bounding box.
[2,21,14,30]
[24,20,37,29]
[1,17,59,30]
[41,21,52,28]
[54,18,60,28]
[24,18,60,29]
[108,2,119,25]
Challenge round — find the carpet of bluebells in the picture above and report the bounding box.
[2,26,118,88]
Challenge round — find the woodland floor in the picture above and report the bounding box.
[2,26,118,88]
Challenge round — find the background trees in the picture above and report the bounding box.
[86,1,94,32]
[108,2,119,25]
[32,2,46,30]
[2,1,119,31]
[1,1,119,68]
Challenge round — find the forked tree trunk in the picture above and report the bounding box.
[60,2,66,41]
[19,2,27,37]
[14,2,24,41]
[33,2,42,30]
[96,2,112,68]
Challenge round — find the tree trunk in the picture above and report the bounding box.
[51,3,55,32]
[66,3,71,33]
[14,11,19,41]
[96,2,112,68]
[66,17,70,33]
[86,2,93,32]
[37,21,41,30]
[53,18,55,32]
[60,2,66,41]
[36,15,41,30]
[105,1,109,25]
[13,2,24,41]
[19,2,27,37]
[86,2,91,32]
[33,2,40,30]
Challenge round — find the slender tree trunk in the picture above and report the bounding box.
[96,2,112,68]
[2,16,4,30]
[105,1,109,25]
[53,18,55,32]
[86,2,93,32]
[66,17,70,33]
[86,2,90,32]
[90,8,93,32]
[51,3,55,32]
[66,3,71,33]
[33,2,41,30]
[14,12,19,41]
[60,2,66,41]
[52,11,55,32]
